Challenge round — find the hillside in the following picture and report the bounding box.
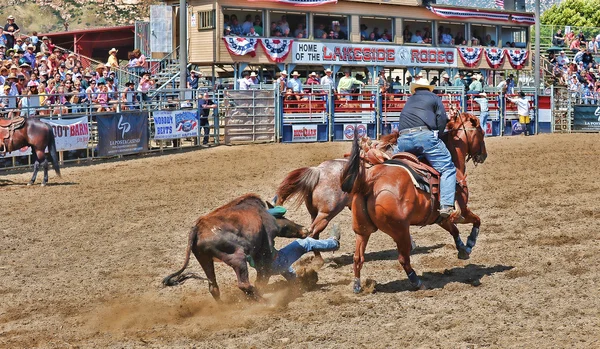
[0,0,157,34]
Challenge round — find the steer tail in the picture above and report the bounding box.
[341,132,367,195]
[162,226,198,286]
[47,127,61,177]
[275,167,320,209]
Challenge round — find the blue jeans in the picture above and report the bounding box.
[479,111,489,136]
[271,237,339,276]
[392,131,457,207]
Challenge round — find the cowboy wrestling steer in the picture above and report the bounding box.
[162,194,309,301]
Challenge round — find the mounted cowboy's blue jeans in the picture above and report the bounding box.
[271,237,339,277]
[392,130,457,207]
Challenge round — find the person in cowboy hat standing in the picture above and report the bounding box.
[107,48,119,68]
[473,92,489,135]
[440,72,451,87]
[392,78,457,218]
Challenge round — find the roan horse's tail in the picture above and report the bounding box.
[47,126,61,177]
[162,226,199,286]
[275,166,320,208]
[341,132,367,195]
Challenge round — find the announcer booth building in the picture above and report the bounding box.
[159,0,533,80]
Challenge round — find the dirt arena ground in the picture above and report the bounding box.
[1,133,600,348]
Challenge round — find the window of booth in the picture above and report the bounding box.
[501,26,528,48]
[471,24,498,47]
[436,21,466,46]
[269,11,308,38]
[359,16,393,42]
[313,14,350,40]
[403,19,433,45]
[223,8,264,36]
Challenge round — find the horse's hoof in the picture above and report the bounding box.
[458,249,470,260]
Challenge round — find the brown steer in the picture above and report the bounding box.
[162,194,308,301]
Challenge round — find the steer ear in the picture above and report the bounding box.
[266,200,275,209]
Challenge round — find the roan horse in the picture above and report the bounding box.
[340,113,487,292]
[0,117,61,185]
[275,112,485,262]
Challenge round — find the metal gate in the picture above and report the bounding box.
[221,90,276,144]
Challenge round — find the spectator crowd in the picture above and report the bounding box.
[0,14,159,117]
[550,28,600,103]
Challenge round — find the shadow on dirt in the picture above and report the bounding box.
[375,264,514,293]
[330,244,446,268]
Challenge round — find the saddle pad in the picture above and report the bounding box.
[383,160,431,194]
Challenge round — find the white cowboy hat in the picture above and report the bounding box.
[479,92,487,97]
[280,70,288,75]
[325,68,332,73]
[310,72,317,76]
[250,72,257,77]
[109,48,118,54]
[409,78,435,94]
[292,71,300,76]
[441,72,449,79]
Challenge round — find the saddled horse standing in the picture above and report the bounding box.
[340,113,487,292]
[0,117,61,186]
[275,112,485,260]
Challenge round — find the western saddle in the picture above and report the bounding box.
[0,116,26,154]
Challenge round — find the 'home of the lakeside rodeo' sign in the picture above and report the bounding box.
[292,42,457,67]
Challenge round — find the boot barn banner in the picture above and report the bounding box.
[292,42,457,67]
[97,112,149,156]
[41,116,90,151]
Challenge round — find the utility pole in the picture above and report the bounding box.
[534,0,540,134]
[179,0,188,100]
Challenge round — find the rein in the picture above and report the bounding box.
[451,120,479,166]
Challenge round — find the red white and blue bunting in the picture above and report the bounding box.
[223,37,258,57]
[457,47,483,68]
[428,6,510,22]
[511,14,535,25]
[484,48,505,69]
[249,0,337,6]
[260,39,294,63]
[506,49,529,69]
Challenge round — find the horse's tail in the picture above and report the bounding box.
[341,133,367,195]
[47,126,61,177]
[162,226,198,286]
[275,166,320,209]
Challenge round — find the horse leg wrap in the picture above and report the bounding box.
[353,278,362,294]
[454,236,466,251]
[407,271,422,288]
[466,227,480,254]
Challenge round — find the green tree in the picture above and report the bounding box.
[541,0,600,27]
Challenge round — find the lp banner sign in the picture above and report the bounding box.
[41,116,89,151]
[573,105,600,132]
[97,112,148,156]
[292,42,457,67]
[291,124,318,142]
[153,110,199,140]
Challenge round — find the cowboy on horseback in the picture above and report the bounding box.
[392,77,456,218]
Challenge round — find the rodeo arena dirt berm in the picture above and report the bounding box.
[2,2,600,348]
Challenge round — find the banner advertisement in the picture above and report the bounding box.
[41,116,89,151]
[2,146,32,158]
[292,42,457,67]
[343,124,368,140]
[291,124,318,142]
[573,105,600,132]
[97,112,148,156]
[153,110,199,140]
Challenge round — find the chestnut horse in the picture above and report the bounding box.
[275,112,485,261]
[1,118,61,186]
[340,113,487,292]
